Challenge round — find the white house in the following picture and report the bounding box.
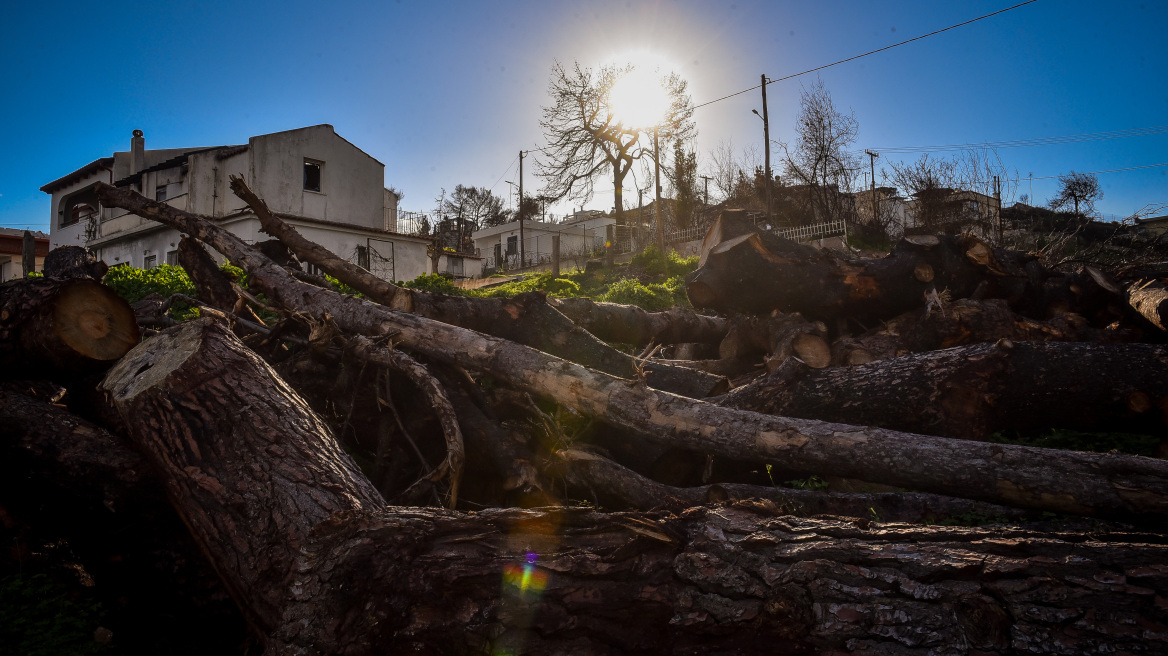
[42,125,453,282]
[472,212,616,275]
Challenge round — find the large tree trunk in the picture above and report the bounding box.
[99,318,385,641]
[226,175,726,398]
[684,210,1120,325]
[549,296,728,345]
[92,319,1168,655]
[722,340,1168,441]
[0,276,138,376]
[94,182,1168,519]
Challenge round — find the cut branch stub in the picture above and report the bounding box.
[0,277,138,375]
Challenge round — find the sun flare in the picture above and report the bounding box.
[607,66,670,130]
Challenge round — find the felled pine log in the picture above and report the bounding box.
[548,296,727,345]
[225,175,727,398]
[91,317,1168,655]
[722,340,1168,443]
[0,276,138,376]
[95,181,1168,519]
[684,210,1123,325]
[829,298,1132,366]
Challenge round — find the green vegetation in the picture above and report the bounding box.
[0,573,110,655]
[102,263,196,304]
[990,428,1160,457]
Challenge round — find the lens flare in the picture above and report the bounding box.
[502,552,548,596]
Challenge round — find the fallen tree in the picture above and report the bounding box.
[0,180,1137,653]
[94,181,1168,519]
[89,318,1168,654]
[721,340,1168,442]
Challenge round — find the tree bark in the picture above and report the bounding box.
[722,340,1168,443]
[42,245,109,280]
[557,448,1031,523]
[830,298,1132,366]
[0,276,138,376]
[94,182,1168,519]
[177,235,241,312]
[98,318,385,641]
[685,211,1068,323]
[549,296,728,345]
[1126,278,1168,332]
[73,321,1168,654]
[226,175,726,398]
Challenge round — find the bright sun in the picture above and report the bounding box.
[607,66,670,130]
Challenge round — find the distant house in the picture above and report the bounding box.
[41,125,453,282]
[1136,215,1168,237]
[472,212,616,275]
[901,188,1001,238]
[0,228,49,281]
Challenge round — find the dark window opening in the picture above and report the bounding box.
[156,185,167,202]
[143,255,157,269]
[165,250,178,265]
[304,160,322,192]
[506,236,518,255]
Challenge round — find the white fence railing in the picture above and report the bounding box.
[774,219,846,242]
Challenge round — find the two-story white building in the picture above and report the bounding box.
[42,125,454,282]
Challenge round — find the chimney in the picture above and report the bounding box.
[130,129,145,175]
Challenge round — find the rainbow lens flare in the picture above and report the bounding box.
[502,552,548,596]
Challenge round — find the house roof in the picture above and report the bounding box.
[114,146,237,187]
[40,157,115,194]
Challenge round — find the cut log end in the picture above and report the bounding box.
[101,318,202,402]
[792,334,831,369]
[54,281,139,361]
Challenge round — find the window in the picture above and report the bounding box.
[165,250,178,265]
[156,185,168,202]
[304,160,322,192]
[506,236,518,255]
[143,255,157,269]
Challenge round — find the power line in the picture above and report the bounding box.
[1018,162,1168,182]
[693,0,1039,110]
[874,125,1168,154]
[488,154,520,195]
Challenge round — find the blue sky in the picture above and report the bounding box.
[2,0,1166,231]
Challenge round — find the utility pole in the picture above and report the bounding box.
[518,150,525,268]
[638,187,645,249]
[761,74,772,219]
[864,150,879,226]
[700,175,712,208]
[654,127,664,253]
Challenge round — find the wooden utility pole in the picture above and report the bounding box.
[518,150,525,268]
[22,230,36,277]
[638,187,645,249]
[865,150,879,226]
[760,74,772,219]
[700,175,712,208]
[654,127,664,253]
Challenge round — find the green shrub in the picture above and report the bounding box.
[630,245,699,278]
[102,263,195,304]
[473,271,592,298]
[598,277,674,311]
[401,273,466,296]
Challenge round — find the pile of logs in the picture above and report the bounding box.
[3,182,1167,655]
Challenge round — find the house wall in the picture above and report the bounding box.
[248,125,383,229]
[472,217,614,260]
[47,169,107,250]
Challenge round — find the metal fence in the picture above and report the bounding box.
[774,219,847,242]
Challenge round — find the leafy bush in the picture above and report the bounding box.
[401,273,466,296]
[474,272,589,298]
[102,264,195,304]
[598,277,674,311]
[630,245,699,278]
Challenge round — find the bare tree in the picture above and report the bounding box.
[777,78,860,224]
[538,61,695,225]
[885,149,1014,238]
[1050,171,1103,218]
[709,139,762,209]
